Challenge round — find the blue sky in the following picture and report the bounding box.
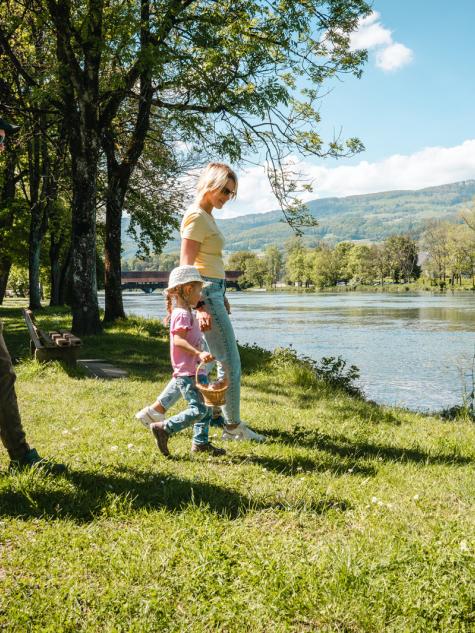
[227,1,475,217]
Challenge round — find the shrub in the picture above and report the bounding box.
[269,345,362,397]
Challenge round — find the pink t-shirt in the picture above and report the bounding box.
[169,308,203,377]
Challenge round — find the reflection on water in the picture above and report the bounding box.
[99,291,475,412]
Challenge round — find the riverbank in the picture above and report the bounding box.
[243,281,475,293]
[1,302,475,631]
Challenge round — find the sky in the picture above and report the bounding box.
[223,0,475,218]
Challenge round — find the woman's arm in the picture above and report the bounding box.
[180,238,201,265]
[180,237,212,332]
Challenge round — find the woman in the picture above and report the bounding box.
[180,163,265,442]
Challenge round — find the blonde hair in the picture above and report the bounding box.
[163,282,202,326]
[195,162,238,200]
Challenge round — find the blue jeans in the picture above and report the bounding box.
[157,373,225,429]
[163,376,212,445]
[201,276,241,425]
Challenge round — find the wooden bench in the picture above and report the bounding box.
[22,308,82,366]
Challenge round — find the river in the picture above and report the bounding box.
[99,290,475,412]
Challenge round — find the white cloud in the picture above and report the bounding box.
[349,11,413,72]
[222,140,475,218]
[376,43,414,72]
[349,12,392,51]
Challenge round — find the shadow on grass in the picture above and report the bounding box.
[265,429,473,467]
[81,331,170,381]
[0,465,351,522]
[1,305,171,382]
[244,377,402,425]
[232,453,376,478]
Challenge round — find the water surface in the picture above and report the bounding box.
[100,291,475,412]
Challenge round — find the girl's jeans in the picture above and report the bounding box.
[201,276,241,425]
[157,372,225,429]
[163,376,212,445]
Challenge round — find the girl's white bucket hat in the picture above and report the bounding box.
[165,265,203,292]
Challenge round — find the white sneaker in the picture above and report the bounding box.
[221,423,266,443]
[135,406,165,428]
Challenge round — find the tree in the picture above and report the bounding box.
[346,244,375,285]
[370,243,390,286]
[0,144,26,303]
[384,235,420,283]
[285,237,306,286]
[311,245,340,289]
[420,222,450,284]
[461,198,475,233]
[2,0,370,332]
[446,223,475,287]
[264,245,283,288]
[333,241,355,284]
[228,250,258,288]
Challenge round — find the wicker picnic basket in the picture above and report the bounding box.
[195,361,228,406]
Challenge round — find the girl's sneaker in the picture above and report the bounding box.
[191,443,226,456]
[135,406,165,428]
[222,423,266,443]
[150,422,170,457]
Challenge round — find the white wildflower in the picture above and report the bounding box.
[460,540,470,552]
[110,445,118,452]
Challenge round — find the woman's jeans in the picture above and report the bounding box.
[163,376,212,445]
[201,276,241,425]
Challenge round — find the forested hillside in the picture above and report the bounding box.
[121,180,475,257]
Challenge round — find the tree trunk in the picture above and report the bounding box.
[0,147,18,305]
[70,150,102,335]
[0,258,12,305]
[104,179,126,322]
[28,239,42,309]
[49,237,61,306]
[102,61,153,323]
[59,248,72,306]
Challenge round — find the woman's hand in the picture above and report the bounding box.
[197,308,212,332]
[224,297,231,314]
[198,350,214,364]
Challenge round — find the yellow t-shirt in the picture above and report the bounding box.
[180,205,226,279]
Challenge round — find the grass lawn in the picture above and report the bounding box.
[1,300,474,632]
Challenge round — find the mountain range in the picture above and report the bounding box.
[121,179,475,258]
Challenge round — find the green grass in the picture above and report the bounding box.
[1,300,475,632]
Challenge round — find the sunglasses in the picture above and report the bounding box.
[220,185,235,197]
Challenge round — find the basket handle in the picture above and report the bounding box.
[195,359,228,386]
[195,359,206,384]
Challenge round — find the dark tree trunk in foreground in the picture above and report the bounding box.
[0,147,18,304]
[0,259,12,305]
[48,0,104,334]
[70,147,102,334]
[103,180,126,322]
[102,1,153,323]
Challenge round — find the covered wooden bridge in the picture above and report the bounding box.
[121,270,243,293]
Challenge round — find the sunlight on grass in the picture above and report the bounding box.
[1,303,475,631]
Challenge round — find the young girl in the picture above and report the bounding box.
[146,265,226,457]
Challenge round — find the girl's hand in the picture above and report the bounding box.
[197,309,212,332]
[224,297,231,314]
[198,351,214,363]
